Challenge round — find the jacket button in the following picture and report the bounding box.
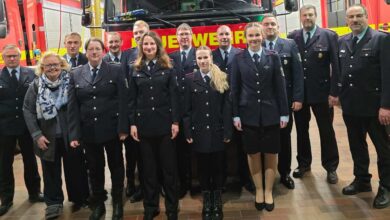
[205,102,209,105]
[137,113,141,116]
[349,65,353,68]
[16,98,19,101]
[256,73,259,76]
[304,59,307,62]
[257,91,260,94]
[304,50,307,53]
[151,97,154,100]
[206,125,210,129]
[304,76,307,79]
[205,90,208,93]
[150,86,153,90]
[206,114,209,117]
[256,82,259,85]
[16,107,18,110]
[94,117,97,121]
[349,83,353,87]
[93,107,97,110]
[348,74,352,77]
[152,107,155,111]
[16,115,19,118]
[116,113,119,116]
[376,88,379,91]
[350,56,354,59]
[93,86,96,89]
[93,96,96,99]
[258,99,261,103]
[192,126,195,130]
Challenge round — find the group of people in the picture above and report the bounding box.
[0,3,389,220]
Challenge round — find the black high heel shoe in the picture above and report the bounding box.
[255,201,265,211]
[264,202,274,211]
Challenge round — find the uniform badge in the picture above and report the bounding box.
[318,53,323,59]
[284,59,288,65]
[264,65,270,70]
[280,67,285,77]
[297,53,302,62]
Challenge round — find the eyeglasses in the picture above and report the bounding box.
[4,55,20,59]
[43,63,61,68]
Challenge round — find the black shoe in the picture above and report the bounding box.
[280,175,295,189]
[71,200,89,213]
[255,202,265,211]
[178,186,187,199]
[327,171,338,184]
[166,212,178,220]
[144,210,160,220]
[45,204,63,220]
[202,191,213,220]
[129,188,143,203]
[244,181,256,193]
[265,202,275,212]
[0,202,13,216]
[126,183,136,197]
[292,166,311,178]
[373,185,390,209]
[89,203,106,220]
[212,190,223,220]
[29,192,44,203]
[342,180,372,195]
[112,202,123,220]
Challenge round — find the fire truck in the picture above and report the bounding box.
[80,0,299,53]
[0,0,90,67]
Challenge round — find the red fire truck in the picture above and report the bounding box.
[0,0,88,67]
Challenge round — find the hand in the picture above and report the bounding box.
[280,121,287,128]
[291,101,302,111]
[130,126,140,142]
[379,108,390,125]
[186,138,193,143]
[37,136,50,150]
[171,124,179,139]
[328,95,339,107]
[234,120,243,131]
[119,133,128,141]
[224,138,231,143]
[70,140,80,148]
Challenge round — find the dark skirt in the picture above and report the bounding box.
[241,124,280,154]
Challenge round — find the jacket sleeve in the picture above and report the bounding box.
[381,33,390,108]
[230,55,241,118]
[223,89,233,140]
[128,67,137,126]
[169,68,180,123]
[67,71,81,141]
[273,54,289,116]
[290,41,304,103]
[23,80,42,141]
[328,31,341,97]
[115,65,129,134]
[182,77,192,139]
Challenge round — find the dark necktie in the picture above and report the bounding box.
[92,68,98,81]
[253,53,260,70]
[269,42,274,50]
[114,56,120,63]
[181,51,187,66]
[148,61,155,71]
[306,31,311,45]
[10,69,18,85]
[223,50,229,68]
[70,57,77,68]
[352,36,359,51]
[204,75,211,85]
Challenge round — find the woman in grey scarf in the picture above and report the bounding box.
[23,51,89,219]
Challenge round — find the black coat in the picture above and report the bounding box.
[128,62,179,137]
[338,27,390,116]
[212,46,242,76]
[231,49,288,127]
[263,38,304,105]
[0,66,35,135]
[63,52,88,68]
[103,48,136,75]
[68,61,129,144]
[169,48,198,117]
[288,26,340,104]
[183,71,232,153]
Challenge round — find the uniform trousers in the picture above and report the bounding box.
[124,137,143,187]
[176,127,192,190]
[279,110,293,176]
[140,134,178,214]
[84,138,124,203]
[197,151,225,191]
[343,114,390,188]
[41,138,89,206]
[0,133,40,203]
[294,102,339,171]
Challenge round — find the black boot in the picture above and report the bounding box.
[202,191,213,220]
[89,203,106,220]
[112,194,123,220]
[212,190,223,220]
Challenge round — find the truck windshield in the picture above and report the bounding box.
[105,0,272,28]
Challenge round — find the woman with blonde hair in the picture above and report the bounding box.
[231,22,289,211]
[23,51,89,219]
[183,46,232,220]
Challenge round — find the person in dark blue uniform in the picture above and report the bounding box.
[0,44,43,216]
[262,14,304,190]
[23,51,89,219]
[231,22,289,211]
[183,46,232,220]
[338,4,390,209]
[287,4,340,184]
[169,23,198,198]
[129,31,179,220]
[63,33,88,68]
[68,38,128,220]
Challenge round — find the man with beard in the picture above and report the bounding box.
[169,23,198,198]
[262,14,304,189]
[288,4,340,184]
[63,33,88,68]
[103,32,128,64]
[338,4,390,209]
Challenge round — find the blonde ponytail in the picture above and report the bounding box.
[210,64,229,93]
